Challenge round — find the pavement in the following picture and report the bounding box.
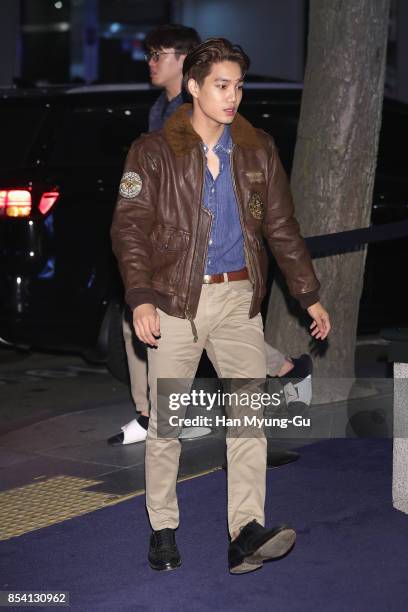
[0,337,394,541]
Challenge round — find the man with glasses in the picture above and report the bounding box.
[108,24,203,447]
[145,25,201,132]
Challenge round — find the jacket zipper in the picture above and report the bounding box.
[186,208,212,342]
[230,146,257,314]
[185,148,213,339]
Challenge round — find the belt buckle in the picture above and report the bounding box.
[203,274,212,284]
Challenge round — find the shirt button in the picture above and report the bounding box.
[211,187,215,193]
[209,240,213,245]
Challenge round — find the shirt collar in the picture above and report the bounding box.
[215,124,232,153]
[157,90,184,109]
[167,91,184,108]
[155,91,166,107]
[202,125,233,155]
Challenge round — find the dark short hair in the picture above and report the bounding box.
[182,38,250,90]
[144,24,201,57]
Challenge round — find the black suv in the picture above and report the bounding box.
[0,84,407,379]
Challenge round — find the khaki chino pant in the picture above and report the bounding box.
[122,307,286,415]
[145,279,268,536]
[122,311,150,413]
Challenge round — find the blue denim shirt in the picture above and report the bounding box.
[202,126,245,275]
[148,90,186,132]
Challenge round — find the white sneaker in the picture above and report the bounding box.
[280,354,313,410]
[120,418,148,444]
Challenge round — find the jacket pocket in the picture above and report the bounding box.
[150,225,190,291]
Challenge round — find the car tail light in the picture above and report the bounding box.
[0,189,32,217]
[39,191,59,215]
[0,189,59,217]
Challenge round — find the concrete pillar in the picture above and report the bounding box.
[393,362,408,514]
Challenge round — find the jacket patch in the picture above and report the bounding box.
[119,171,142,198]
[245,171,265,184]
[248,193,265,220]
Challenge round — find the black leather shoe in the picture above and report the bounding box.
[148,528,181,571]
[107,432,124,446]
[229,520,296,574]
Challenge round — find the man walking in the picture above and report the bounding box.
[108,24,202,446]
[109,26,312,450]
[111,38,330,573]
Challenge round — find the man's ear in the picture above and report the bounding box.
[187,78,199,99]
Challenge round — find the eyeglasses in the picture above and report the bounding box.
[144,51,178,63]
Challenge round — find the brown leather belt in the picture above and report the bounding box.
[202,267,249,284]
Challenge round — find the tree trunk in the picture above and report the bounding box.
[264,0,390,401]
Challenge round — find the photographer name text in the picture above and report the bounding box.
[168,415,311,429]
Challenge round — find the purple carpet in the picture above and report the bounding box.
[2,439,408,612]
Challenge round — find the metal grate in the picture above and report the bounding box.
[0,475,134,541]
[0,467,220,540]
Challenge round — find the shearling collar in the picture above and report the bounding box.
[163,103,263,157]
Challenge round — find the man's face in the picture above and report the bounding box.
[188,61,244,125]
[148,47,186,89]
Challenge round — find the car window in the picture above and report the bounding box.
[240,103,299,173]
[0,105,48,168]
[377,104,408,178]
[47,105,149,167]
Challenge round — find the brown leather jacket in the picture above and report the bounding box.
[111,104,320,322]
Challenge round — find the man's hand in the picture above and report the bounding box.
[133,304,161,347]
[307,302,331,341]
